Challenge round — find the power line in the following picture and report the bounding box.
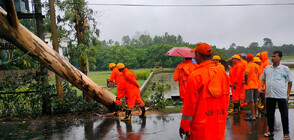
[84,3,294,7]
[33,2,294,7]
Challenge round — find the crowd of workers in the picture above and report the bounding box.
[107,42,292,140]
[174,43,292,140]
[108,62,146,121]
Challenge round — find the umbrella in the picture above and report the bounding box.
[165,47,195,58]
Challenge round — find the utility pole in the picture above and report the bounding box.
[49,0,63,101]
[34,0,50,115]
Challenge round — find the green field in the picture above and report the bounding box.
[282,56,294,60]
[75,69,154,96]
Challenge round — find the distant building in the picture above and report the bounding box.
[44,33,69,60]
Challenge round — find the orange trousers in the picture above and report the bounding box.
[126,87,145,108]
[232,85,244,103]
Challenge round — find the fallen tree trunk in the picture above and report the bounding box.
[0,2,116,111]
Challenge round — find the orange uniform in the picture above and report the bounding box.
[240,59,247,105]
[245,62,260,89]
[259,51,271,92]
[260,51,271,72]
[241,59,247,66]
[109,67,127,103]
[229,61,245,103]
[122,68,145,108]
[216,62,225,71]
[174,59,198,100]
[180,60,230,140]
[257,66,262,88]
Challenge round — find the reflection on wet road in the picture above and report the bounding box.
[0,110,293,140]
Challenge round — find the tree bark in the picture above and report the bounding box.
[49,0,63,100]
[0,2,116,111]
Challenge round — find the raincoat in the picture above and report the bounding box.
[174,59,198,100]
[122,68,145,108]
[109,67,127,103]
[216,62,225,71]
[259,51,271,92]
[180,60,230,140]
[260,51,271,71]
[245,62,260,89]
[240,59,247,104]
[229,61,245,103]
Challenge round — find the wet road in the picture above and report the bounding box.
[0,109,293,140]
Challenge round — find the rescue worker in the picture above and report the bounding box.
[244,54,260,121]
[238,54,248,107]
[212,55,225,71]
[254,57,265,110]
[258,51,271,114]
[179,43,230,140]
[108,63,127,116]
[116,63,146,121]
[259,51,271,71]
[174,58,198,102]
[228,55,245,114]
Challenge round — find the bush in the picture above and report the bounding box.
[0,72,104,120]
[50,83,102,114]
[133,69,151,80]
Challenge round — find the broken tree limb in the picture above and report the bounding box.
[0,4,116,111]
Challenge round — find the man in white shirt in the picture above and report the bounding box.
[259,51,292,139]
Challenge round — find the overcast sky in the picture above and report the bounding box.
[86,0,294,48]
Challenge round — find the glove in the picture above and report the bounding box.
[179,127,186,139]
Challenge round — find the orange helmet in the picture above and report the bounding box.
[212,55,221,60]
[116,63,125,69]
[108,63,116,70]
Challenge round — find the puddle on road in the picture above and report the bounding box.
[1,110,294,140]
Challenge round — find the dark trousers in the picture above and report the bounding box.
[266,98,289,135]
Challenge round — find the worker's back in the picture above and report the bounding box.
[181,60,230,140]
[174,59,198,100]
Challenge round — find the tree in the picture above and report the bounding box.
[248,42,259,50]
[121,35,131,46]
[0,0,116,110]
[56,0,100,101]
[263,38,273,48]
[49,0,63,100]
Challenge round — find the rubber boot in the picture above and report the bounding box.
[113,105,119,116]
[232,103,239,114]
[121,109,132,121]
[228,103,235,114]
[139,107,146,118]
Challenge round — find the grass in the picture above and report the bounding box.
[282,56,294,61]
[73,69,153,96]
[158,106,182,113]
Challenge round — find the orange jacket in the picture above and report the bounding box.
[174,59,198,99]
[122,68,144,108]
[260,51,271,73]
[110,67,127,100]
[259,51,271,91]
[245,62,260,89]
[257,64,262,88]
[216,62,225,71]
[240,59,247,67]
[180,60,230,140]
[229,61,245,87]
[109,67,125,85]
[122,68,140,89]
